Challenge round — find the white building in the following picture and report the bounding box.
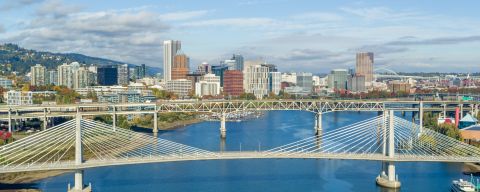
[269,72,281,95]
[244,63,269,99]
[163,40,181,82]
[166,79,191,98]
[57,63,73,88]
[281,72,297,84]
[195,81,220,97]
[73,67,95,89]
[6,90,33,106]
[117,64,129,85]
[46,70,58,85]
[0,77,13,89]
[30,64,46,86]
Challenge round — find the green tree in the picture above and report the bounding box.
[239,92,256,100]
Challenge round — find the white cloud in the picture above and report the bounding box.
[340,7,425,21]
[181,18,276,27]
[291,12,344,22]
[159,10,210,21]
[0,0,43,11]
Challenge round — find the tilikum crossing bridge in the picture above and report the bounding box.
[0,100,480,191]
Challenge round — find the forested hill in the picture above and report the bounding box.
[0,43,159,74]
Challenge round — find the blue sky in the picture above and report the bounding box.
[1,0,479,73]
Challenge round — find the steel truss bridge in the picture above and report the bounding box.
[1,110,480,191]
[1,100,479,134]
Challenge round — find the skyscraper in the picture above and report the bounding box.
[97,66,118,86]
[46,70,58,85]
[171,53,189,80]
[296,72,313,93]
[356,52,374,83]
[57,63,73,88]
[328,69,348,90]
[163,40,181,82]
[117,64,129,85]
[232,54,244,71]
[269,72,281,95]
[224,70,244,97]
[30,64,46,86]
[73,67,94,89]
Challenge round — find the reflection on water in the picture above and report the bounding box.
[29,111,472,192]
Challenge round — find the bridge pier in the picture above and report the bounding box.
[43,108,47,131]
[68,110,91,192]
[419,101,423,133]
[314,112,322,135]
[7,108,11,133]
[112,106,116,131]
[153,105,158,134]
[376,110,401,189]
[460,104,464,119]
[220,113,226,139]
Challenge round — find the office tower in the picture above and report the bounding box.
[328,69,348,90]
[211,65,228,87]
[244,63,269,99]
[196,62,211,74]
[134,64,146,79]
[262,63,278,72]
[97,66,118,86]
[224,59,237,70]
[269,72,281,95]
[296,72,313,93]
[347,75,366,92]
[57,63,73,88]
[281,72,297,84]
[223,70,244,97]
[232,54,244,71]
[186,73,203,92]
[117,64,129,85]
[165,79,192,98]
[172,53,189,80]
[356,52,374,83]
[30,64,46,86]
[195,73,221,97]
[163,40,181,82]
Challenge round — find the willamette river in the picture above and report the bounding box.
[29,111,471,191]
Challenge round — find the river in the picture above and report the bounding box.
[32,111,469,191]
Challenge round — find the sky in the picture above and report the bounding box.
[1,0,480,73]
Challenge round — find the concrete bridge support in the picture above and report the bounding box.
[7,108,11,132]
[68,111,91,192]
[153,106,158,134]
[112,106,116,132]
[419,101,423,133]
[43,108,47,131]
[314,112,322,135]
[376,110,401,189]
[220,113,226,139]
[460,104,464,119]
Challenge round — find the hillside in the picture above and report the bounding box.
[0,43,161,75]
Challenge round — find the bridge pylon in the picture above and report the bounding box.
[376,110,401,189]
[314,112,322,135]
[68,111,92,192]
[220,112,226,139]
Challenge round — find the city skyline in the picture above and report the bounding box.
[1,1,480,73]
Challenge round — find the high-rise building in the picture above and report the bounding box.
[30,64,46,86]
[172,53,189,80]
[328,69,348,90]
[73,67,94,89]
[224,59,237,70]
[57,63,73,88]
[163,40,181,82]
[186,73,203,93]
[223,70,244,97]
[166,79,191,98]
[347,74,366,92]
[296,72,313,93]
[134,64,146,79]
[232,54,244,71]
[46,70,58,85]
[244,63,269,99]
[211,65,228,87]
[97,66,118,86]
[269,72,281,95]
[117,64,129,85]
[262,63,278,72]
[356,52,374,83]
[196,62,211,74]
[201,73,221,94]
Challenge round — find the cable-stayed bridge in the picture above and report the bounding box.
[1,111,480,191]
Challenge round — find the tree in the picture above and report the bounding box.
[239,92,256,100]
[21,83,30,91]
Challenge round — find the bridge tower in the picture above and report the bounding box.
[314,112,322,135]
[42,108,47,131]
[68,110,91,192]
[112,105,116,131]
[7,108,11,133]
[220,113,226,139]
[376,110,401,188]
[153,105,158,134]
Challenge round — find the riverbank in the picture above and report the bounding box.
[463,162,480,174]
[0,170,68,191]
